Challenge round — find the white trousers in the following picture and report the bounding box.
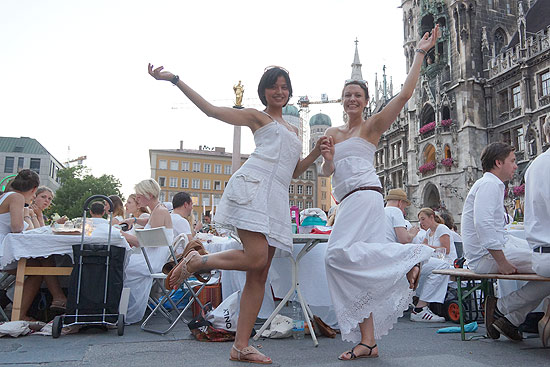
[473,237,550,326]
[416,257,449,303]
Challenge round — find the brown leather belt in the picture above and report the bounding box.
[340,186,384,203]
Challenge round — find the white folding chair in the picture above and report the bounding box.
[135,227,209,334]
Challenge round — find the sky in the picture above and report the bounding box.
[0,0,408,197]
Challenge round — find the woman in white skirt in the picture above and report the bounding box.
[320,26,439,360]
[148,64,326,364]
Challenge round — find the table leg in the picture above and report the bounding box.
[296,285,318,347]
[11,258,27,321]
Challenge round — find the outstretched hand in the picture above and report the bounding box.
[148,63,176,82]
[417,24,440,53]
[320,136,335,161]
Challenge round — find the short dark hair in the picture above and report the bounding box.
[204,211,211,218]
[257,67,292,107]
[10,169,40,192]
[341,80,369,101]
[480,142,515,172]
[90,202,105,215]
[172,191,192,209]
[439,212,455,230]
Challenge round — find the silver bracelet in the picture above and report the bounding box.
[415,48,427,55]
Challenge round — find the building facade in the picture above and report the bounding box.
[0,136,64,191]
[149,143,248,222]
[377,0,550,226]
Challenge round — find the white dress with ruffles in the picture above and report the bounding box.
[214,115,301,254]
[325,137,433,342]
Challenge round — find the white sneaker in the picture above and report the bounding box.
[410,306,445,322]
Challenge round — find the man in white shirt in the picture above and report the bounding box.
[462,142,550,341]
[384,189,447,323]
[524,120,550,346]
[170,192,194,242]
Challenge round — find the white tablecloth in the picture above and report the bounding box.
[1,226,131,269]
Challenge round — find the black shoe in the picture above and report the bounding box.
[493,316,523,341]
[485,295,500,339]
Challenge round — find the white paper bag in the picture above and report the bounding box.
[205,290,240,332]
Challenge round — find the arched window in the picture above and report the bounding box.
[442,106,451,120]
[494,28,508,54]
[421,14,434,35]
[424,144,436,164]
[444,145,452,159]
[421,104,435,127]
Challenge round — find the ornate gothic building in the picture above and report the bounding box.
[375,0,550,225]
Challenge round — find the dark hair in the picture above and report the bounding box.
[257,67,292,107]
[204,211,211,218]
[10,169,40,192]
[440,212,455,230]
[342,80,369,101]
[90,202,105,215]
[480,142,515,173]
[108,195,124,217]
[172,191,192,209]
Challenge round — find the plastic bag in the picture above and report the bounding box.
[205,290,240,332]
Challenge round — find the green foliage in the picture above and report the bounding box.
[46,165,123,220]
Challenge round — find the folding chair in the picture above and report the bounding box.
[0,272,15,321]
[135,227,209,334]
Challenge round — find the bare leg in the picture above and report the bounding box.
[39,257,67,303]
[339,314,379,360]
[9,259,45,320]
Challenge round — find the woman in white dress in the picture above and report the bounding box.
[120,179,173,324]
[148,64,326,364]
[418,208,457,262]
[320,26,439,360]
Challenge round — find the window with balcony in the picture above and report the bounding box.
[204,163,211,173]
[181,162,189,171]
[158,176,166,187]
[224,165,232,175]
[4,157,14,173]
[170,160,179,170]
[181,178,189,188]
[192,162,200,172]
[214,164,222,174]
[192,179,200,189]
[159,160,167,169]
[169,177,177,187]
[30,158,40,173]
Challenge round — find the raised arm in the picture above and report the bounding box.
[320,134,335,176]
[148,64,266,131]
[367,25,439,140]
[293,136,329,178]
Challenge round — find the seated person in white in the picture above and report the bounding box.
[119,179,173,324]
[88,202,111,235]
[418,208,457,263]
[462,142,550,341]
[384,189,447,322]
[170,192,194,245]
[524,120,550,347]
[124,194,150,235]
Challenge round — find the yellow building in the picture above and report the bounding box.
[149,143,248,222]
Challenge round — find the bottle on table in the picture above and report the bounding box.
[291,290,305,340]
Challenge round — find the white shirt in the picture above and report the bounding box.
[461,172,509,269]
[384,206,407,243]
[525,149,550,250]
[171,213,192,238]
[426,224,457,261]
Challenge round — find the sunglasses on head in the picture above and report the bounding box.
[264,65,289,75]
[345,79,368,87]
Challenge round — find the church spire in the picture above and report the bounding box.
[350,38,364,81]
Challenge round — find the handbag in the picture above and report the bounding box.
[188,303,235,342]
[162,238,209,282]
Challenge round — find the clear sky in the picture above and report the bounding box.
[0,0,407,197]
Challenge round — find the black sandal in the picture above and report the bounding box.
[338,343,378,360]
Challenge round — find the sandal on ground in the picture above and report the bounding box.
[230,344,272,365]
[164,250,200,290]
[50,299,66,313]
[338,343,378,361]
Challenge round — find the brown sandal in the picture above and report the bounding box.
[164,251,200,290]
[230,344,272,364]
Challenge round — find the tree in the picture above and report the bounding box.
[46,166,123,220]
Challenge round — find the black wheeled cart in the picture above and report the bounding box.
[52,195,126,338]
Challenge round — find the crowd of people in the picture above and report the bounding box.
[2,20,549,364]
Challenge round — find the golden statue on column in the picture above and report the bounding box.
[233,80,244,108]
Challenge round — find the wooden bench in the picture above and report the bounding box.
[432,268,550,341]
[11,258,72,321]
